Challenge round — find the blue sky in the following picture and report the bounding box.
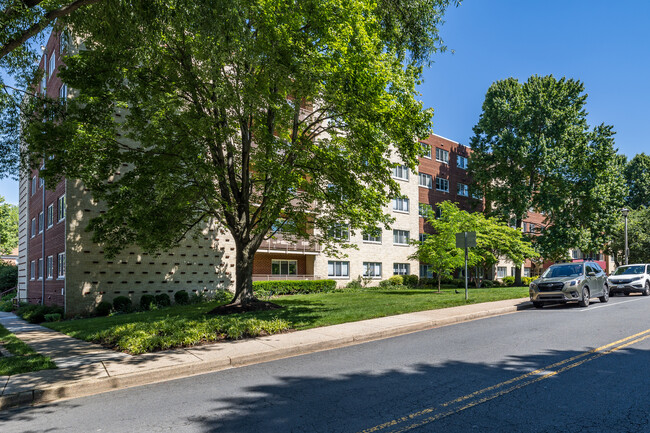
[1,1,648,205]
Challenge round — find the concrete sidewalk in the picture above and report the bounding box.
[0,298,531,410]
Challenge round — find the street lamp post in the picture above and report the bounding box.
[621,208,629,265]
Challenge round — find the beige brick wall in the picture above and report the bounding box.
[64,179,236,315]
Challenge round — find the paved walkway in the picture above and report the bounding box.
[0,298,531,410]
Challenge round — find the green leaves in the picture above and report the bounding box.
[0,196,18,255]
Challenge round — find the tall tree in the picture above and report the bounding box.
[608,206,650,266]
[21,0,459,306]
[0,196,18,254]
[469,75,626,278]
[624,153,650,209]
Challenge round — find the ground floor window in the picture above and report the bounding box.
[394,263,410,275]
[328,261,349,277]
[363,262,382,278]
[58,252,66,278]
[524,267,531,277]
[497,266,507,279]
[272,260,297,275]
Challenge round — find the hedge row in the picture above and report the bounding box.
[253,279,337,296]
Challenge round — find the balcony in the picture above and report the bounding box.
[252,274,321,282]
[258,234,320,255]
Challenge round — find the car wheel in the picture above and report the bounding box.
[643,282,650,297]
[578,287,590,307]
[624,292,630,296]
[599,285,609,303]
[533,301,544,309]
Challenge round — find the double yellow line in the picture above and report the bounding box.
[359,328,650,433]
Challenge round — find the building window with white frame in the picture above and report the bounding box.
[57,195,66,221]
[59,83,68,103]
[435,148,449,164]
[421,143,431,158]
[435,177,449,193]
[392,197,409,213]
[31,176,37,195]
[420,264,434,278]
[457,155,468,170]
[418,172,432,189]
[392,165,409,180]
[271,259,297,275]
[38,258,43,280]
[39,176,44,188]
[47,204,54,228]
[419,203,432,218]
[328,223,349,241]
[496,266,507,279]
[46,256,54,279]
[49,53,56,79]
[30,260,35,280]
[31,218,36,238]
[328,261,349,277]
[38,211,44,233]
[393,263,410,275]
[362,228,382,243]
[363,262,382,278]
[57,252,65,278]
[393,229,410,245]
[457,183,468,197]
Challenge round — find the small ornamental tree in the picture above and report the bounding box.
[21,0,459,307]
[0,196,18,255]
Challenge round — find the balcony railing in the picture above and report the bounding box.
[258,235,320,254]
[252,274,321,281]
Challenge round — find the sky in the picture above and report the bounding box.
[1,1,649,205]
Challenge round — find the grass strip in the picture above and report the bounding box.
[46,287,529,355]
[0,324,57,376]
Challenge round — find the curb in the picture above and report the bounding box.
[0,301,532,411]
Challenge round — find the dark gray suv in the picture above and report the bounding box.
[529,261,609,308]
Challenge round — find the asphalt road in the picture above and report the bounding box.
[2,295,649,433]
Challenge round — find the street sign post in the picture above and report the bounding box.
[456,231,476,300]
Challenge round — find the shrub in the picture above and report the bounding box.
[44,313,62,322]
[95,301,112,316]
[16,303,64,324]
[418,277,436,287]
[174,290,190,305]
[402,275,418,287]
[378,279,393,287]
[502,276,515,287]
[155,293,171,307]
[113,296,132,313]
[388,275,403,286]
[522,276,535,286]
[453,278,465,288]
[0,263,18,291]
[140,294,156,311]
[213,290,231,303]
[253,280,337,297]
[345,278,363,289]
[482,279,495,288]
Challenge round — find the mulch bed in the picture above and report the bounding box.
[208,300,284,316]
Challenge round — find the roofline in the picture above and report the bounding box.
[430,133,471,149]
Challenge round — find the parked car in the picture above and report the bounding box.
[529,261,609,308]
[608,264,650,296]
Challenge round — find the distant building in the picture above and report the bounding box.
[1,247,18,265]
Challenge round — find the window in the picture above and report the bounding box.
[392,197,409,212]
[435,177,449,192]
[524,267,531,278]
[49,53,56,79]
[457,155,468,170]
[60,32,68,54]
[39,176,44,188]
[522,222,528,232]
[41,75,46,95]
[392,165,409,180]
[47,204,54,228]
[271,260,297,275]
[57,195,66,221]
[38,211,44,233]
[471,189,483,200]
[31,176,37,195]
[30,261,35,280]
[457,183,468,197]
[38,258,43,280]
[393,229,410,245]
[435,148,449,164]
[57,253,65,278]
[363,262,382,278]
[328,261,349,277]
[421,143,431,159]
[420,264,434,278]
[529,223,535,233]
[59,84,68,102]
[419,203,432,218]
[328,223,349,240]
[496,267,507,279]
[571,249,581,259]
[46,256,54,279]
[362,228,382,243]
[31,218,36,238]
[419,233,427,243]
[418,172,432,189]
[393,263,410,275]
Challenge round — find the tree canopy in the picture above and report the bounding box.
[624,153,650,209]
[469,75,627,263]
[20,0,459,305]
[609,206,650,266]
[0,196,18,255]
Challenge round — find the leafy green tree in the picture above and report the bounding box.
[0,262,18,291]
[21,0,458,306]
[0,196,18,254]
[609,207,650,266]
[469,75,626,281]
[624,153,650,209]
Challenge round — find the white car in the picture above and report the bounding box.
[608,264,650,296]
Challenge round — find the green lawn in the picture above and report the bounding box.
[46,286,529,355]
[0,324,57,376]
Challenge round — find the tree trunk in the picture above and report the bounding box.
[514,217,523,286]
[229,243,257,305]
[437,275,441,293]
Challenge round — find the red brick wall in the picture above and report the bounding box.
[253,253,308,275]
